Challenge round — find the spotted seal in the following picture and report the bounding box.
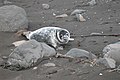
[23,27,74,48]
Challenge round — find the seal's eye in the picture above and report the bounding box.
[59,30,68,36]
[65,33,69,35]
[59,34,63,39]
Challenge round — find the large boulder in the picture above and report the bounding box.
[103,42,120,64]
[0,5,28,32]
[96,57,116,68]
[1,40,56,71]
[65,48,97,59]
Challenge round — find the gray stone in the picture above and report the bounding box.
[0,5,28,32]
[43,63,56,67]
[1,40,56,71]
[87,0,97,6]
[96,58,116,68]
[103,42,120,64]
[70,9,86,16]
[42,4,50,10]
[65,48,97,59]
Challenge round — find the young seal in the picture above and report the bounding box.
[23,27,74,48]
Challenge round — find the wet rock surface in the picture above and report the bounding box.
[103,42,120,64]
[96,57,116,68]
[1,40,56,71]
[65,48,97,59]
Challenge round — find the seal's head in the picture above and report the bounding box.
[57,29,74,44]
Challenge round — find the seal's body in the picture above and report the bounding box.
[23,27,74,48]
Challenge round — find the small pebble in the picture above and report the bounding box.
[42,4,50,10]
[76,14,86,22]
[71,9,86,15]
[94,12,97,14]
[33,67,38,70]
[100,18,103,21]
[43,63,56,67]
[53,13,56,16]
[99,73,103,76]
[56,14,68,18]
[88,0,97,6]
[2,56,8,59]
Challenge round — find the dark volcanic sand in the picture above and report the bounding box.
[0,0,120,80]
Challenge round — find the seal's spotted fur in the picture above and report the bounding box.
[23,27,74,48]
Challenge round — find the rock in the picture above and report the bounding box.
[33,67,38,70]
[70,9,86,16]
[64,48,97,59]
[43,63,56,67]
[12,40,28,47]
[0,5,28,32]
[99,73,103,76]
[45,68,58,75]
[1,40,56,71]
[103,42,120,64]
[87,0,97,6]
[42,4,50,10]
[90,32,102,35]
[76,14,86,22]
[96,58,116,68]
[56,14,68,18]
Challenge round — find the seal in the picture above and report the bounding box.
[23,27,74,48]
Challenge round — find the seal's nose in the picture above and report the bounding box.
[63,35,74,42]
[62,33,74,41]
